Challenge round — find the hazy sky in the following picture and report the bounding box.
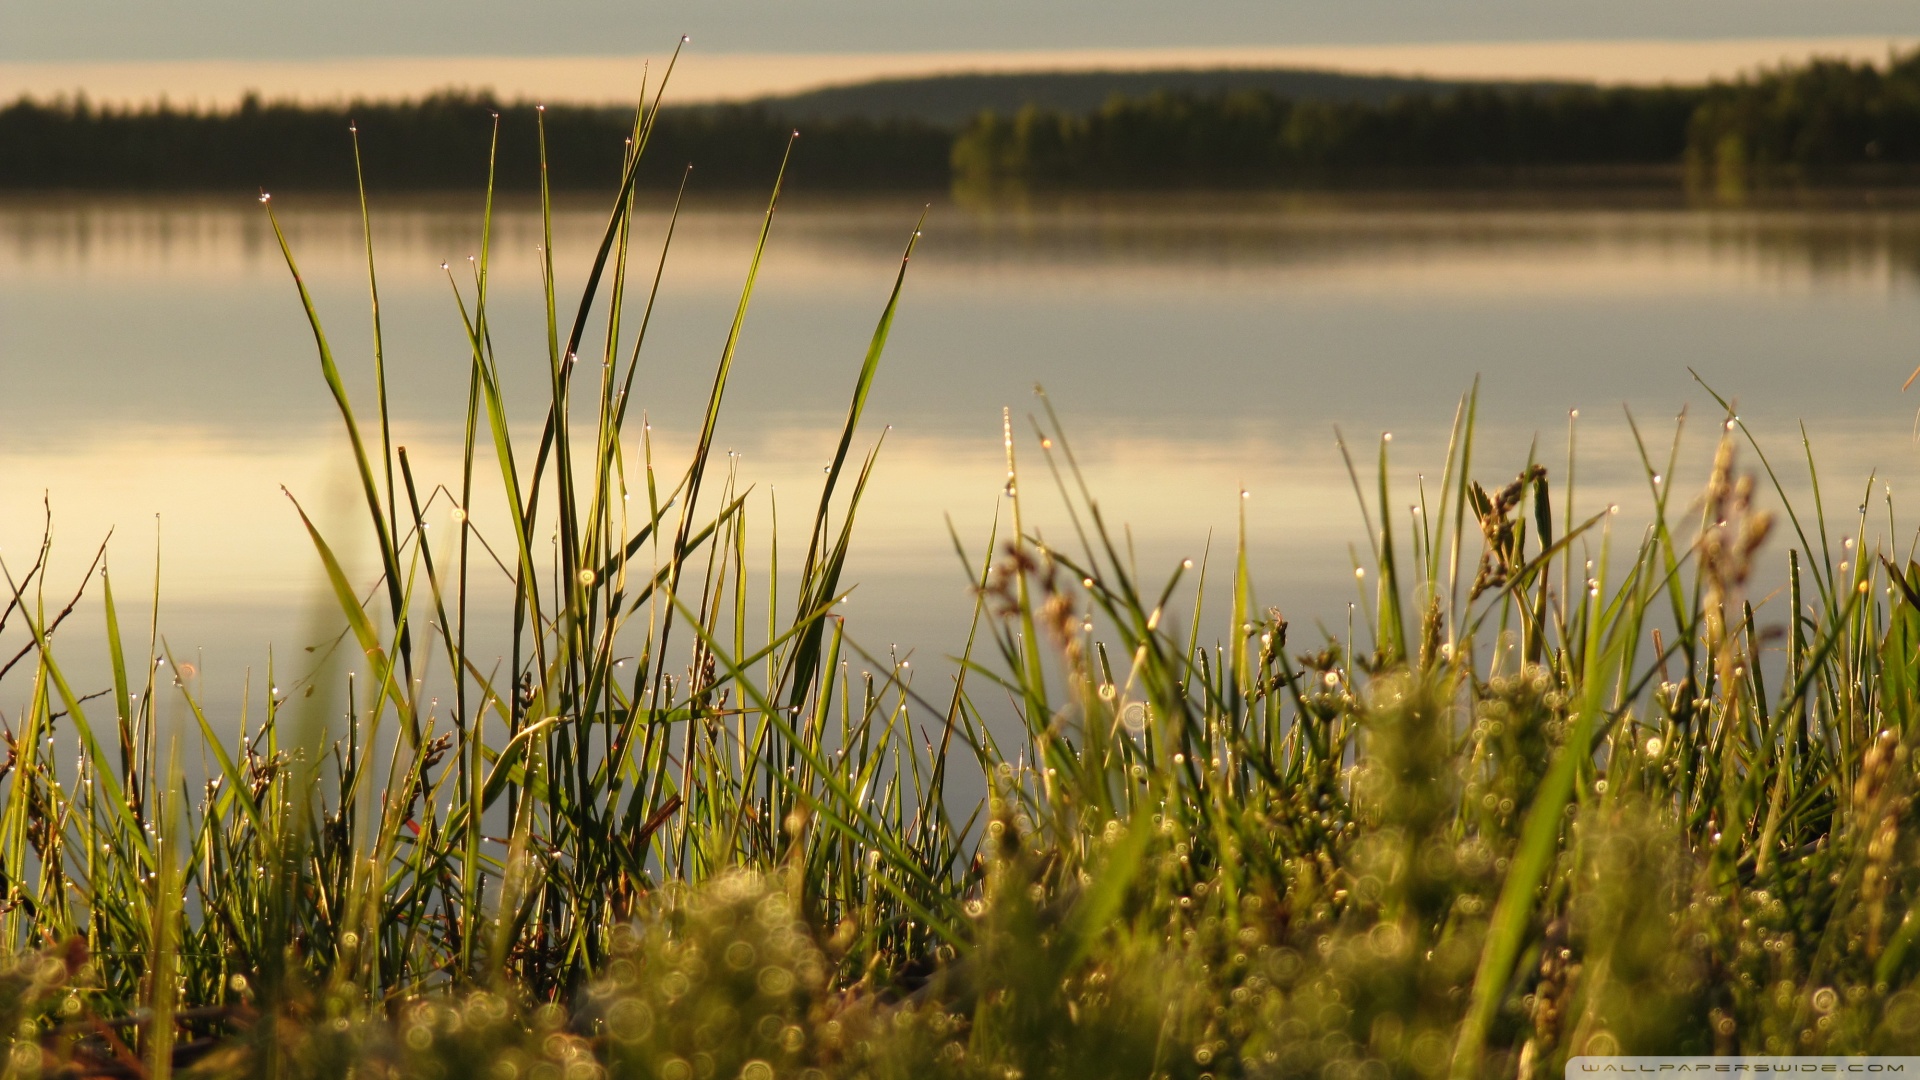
[8,0,1920,63]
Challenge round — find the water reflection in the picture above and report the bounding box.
[3,192,1919,708]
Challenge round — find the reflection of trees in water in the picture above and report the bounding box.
[928,196,1920,288]
[1703,214,1920,285]
[13,195,1920,290]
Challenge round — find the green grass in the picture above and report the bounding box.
[5,68,1920,1079]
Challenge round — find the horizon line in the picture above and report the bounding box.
[5,36,1917,110]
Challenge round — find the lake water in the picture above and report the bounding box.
[5,190,1920,712]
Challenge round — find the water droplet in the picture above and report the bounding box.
[1652,474,1663,485]
[1040,437,1053,449]
[1182,559,1194,569]
[258,192,271,203]
[1355,567,1366,579]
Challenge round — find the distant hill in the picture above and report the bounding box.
[734,68,1587,127]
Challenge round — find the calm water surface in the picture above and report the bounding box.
[4,192,1920,708]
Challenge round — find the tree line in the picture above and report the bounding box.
[5,49,1920,191]
[951,85,1705,185]
[0,91,951,191]
[953,49,1920,187]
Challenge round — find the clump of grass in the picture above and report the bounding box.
[6,47,1920,1079]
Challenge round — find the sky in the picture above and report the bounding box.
[5,0,1918,61]
[4,1,1919,103]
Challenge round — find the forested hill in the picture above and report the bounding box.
[741,67,1575,125]
[4,51,1919,191]
[952,51,1920,187]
